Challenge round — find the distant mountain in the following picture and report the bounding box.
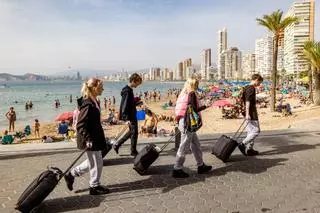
[0,73,48,81]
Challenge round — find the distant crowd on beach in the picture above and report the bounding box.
[1,72,311,146]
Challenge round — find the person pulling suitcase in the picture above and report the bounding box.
[238,74,264,156]
[64,78,110,195]
[172,75,212,178]
[113,73,142,157]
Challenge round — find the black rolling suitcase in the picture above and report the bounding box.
[212,120,247,162]
[133,132,176,175]
[15,149,87,213]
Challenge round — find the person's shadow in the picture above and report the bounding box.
[32,194,104,213]
[256,134,320,156]
[77,156,287,196]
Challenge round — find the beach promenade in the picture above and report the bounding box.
[1,118,320,213]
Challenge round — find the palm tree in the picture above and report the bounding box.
[257,10,299,111]
[303,41,320,105]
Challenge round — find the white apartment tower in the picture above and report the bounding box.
[218,28,228,79]
[242,53,256,79]
[201,49,212,80]
[284,0,315,75]
[255,35,273,77]
[222,47,242,79]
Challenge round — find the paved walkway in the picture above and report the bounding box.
[1,119,320,213]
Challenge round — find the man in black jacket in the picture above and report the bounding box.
[113,73,142,157]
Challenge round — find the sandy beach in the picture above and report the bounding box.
[8,93,320,145]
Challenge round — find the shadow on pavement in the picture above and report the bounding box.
[212,157,287,176]
[103,157,134,166]
[260,144,320,156]
[33,194,104,213]
[0,149,78,160]
[101,157,287,194]
[258,135,320,156]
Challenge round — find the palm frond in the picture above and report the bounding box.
[280,16,299,29]
[303,41,320,70]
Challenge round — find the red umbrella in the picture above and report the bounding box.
[211,86,220,92]
[55,112,74,121]
[212,100,232,107]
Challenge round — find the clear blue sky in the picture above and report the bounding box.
[0,0,319,74]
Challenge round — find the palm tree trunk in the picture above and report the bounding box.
[271,36,279,112]
[313,69,320,105]
[308,67,313,102]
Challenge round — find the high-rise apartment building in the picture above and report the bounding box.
[175,62,184,81]
[183,58,192,80]
[222,47,242,79]
[149,67,161,80]
[284,0,315,75]
[218,28,228,79]
[242,53,256,79]
[163,68,170,81]
[169,71,174,81]
[255,35,273,77]
[201,49,212,80]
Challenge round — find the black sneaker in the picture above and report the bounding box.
[238,143,247,156]
[131,150,138,157]
[113,144,119,154]
[172,169,189,178]
[197,163,212,174]
[89,186,110,195]
[246,149,259,156]
[64,172,74,191]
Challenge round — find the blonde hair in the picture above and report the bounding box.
[182,75,200,93]
[81,77,103,99]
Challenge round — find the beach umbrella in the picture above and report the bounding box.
[55,112,74,121]
[211,86,220,92]
[232,91,240,97]
[212,100,232,107]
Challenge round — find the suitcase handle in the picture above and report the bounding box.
[58,148,87,181]
[114,123,130,141]
[233,119,248,140]
[159,129,181,153]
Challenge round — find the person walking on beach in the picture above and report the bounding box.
[64,77,110,195]
[6,107,16,132]
[34,119,40,138]
[104,98,107,111]
[112,96,116,106]
[113,73,142,157]
[238,74,264,156]
[172,76,212,178]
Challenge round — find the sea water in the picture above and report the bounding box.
[0,80,183,131]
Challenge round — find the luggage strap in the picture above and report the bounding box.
[159,129,180,153]
[233,119,249,140]
[58,149,87,181]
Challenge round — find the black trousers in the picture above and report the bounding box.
[116,121,138,153]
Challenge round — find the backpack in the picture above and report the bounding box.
[175,91,189,119]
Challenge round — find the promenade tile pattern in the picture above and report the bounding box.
[1,131,320,213]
